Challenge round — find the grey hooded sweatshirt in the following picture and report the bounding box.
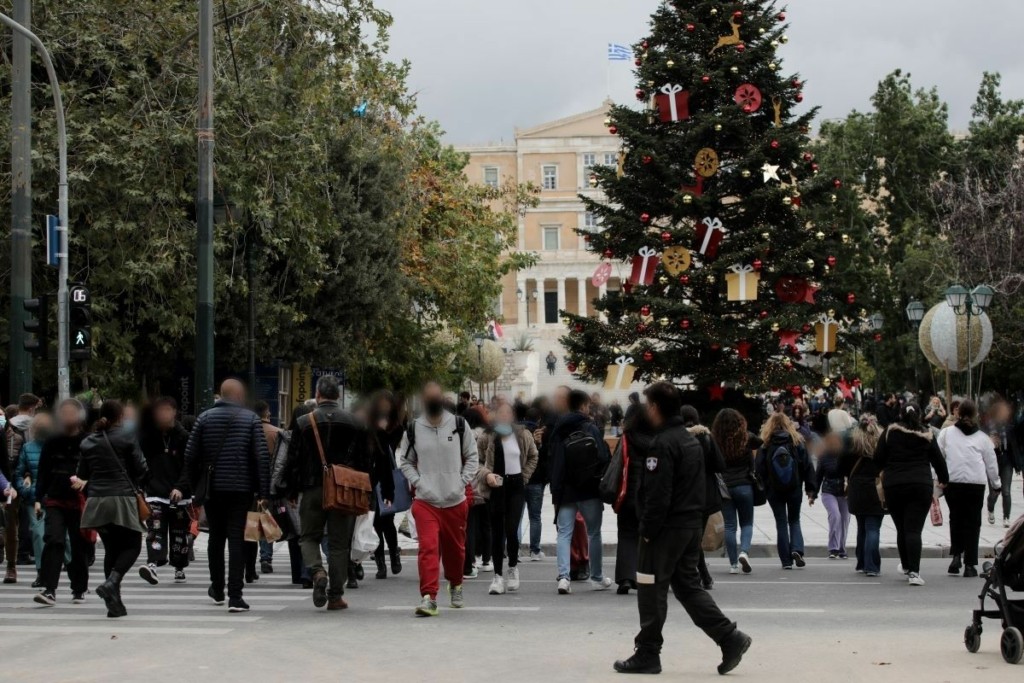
[399,411,478,509]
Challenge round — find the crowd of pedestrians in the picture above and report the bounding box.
[1,377,1022,676]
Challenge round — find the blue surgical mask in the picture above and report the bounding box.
[494,423,513,437]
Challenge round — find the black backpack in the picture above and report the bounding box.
[767,441,800,496]
[563,428,603,489]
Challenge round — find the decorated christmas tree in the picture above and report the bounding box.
[563,0,875,394]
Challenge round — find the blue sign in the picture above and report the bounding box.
[46,215,60,268]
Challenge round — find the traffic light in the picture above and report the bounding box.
[23,295,50,359]
[70,285,92,361]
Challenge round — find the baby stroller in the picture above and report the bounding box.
[964,514,1024,664]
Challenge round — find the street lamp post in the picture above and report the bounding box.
[516,287,539,328]
[195,0,215,411]
[0,10,71,401]
[944,284,995,401]
[868,313,885,404]
[905,300,925,401]
[474,334,485,402]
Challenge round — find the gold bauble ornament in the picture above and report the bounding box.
[758,27,766,35]
[828,309,836,317]
[781,34,789,43]
[860,308,868,318]
[771,323,780,332]
[578,362,587,373]
[815,231,825,240]
[612,346,621,354]
[823,377,832,387]
[783,358,793,368]
[770,40,779,48]
[648,80,655,87]
[830,194,838,203]
[659,317,670,328]
[707,274,716,283]
[782,196,792,205]
[604,118,611,127]
[714,123,723,131]
[823,265,831,274]
[710,7,718,15]
[769,62,778,71]
[806,259,815,268]
[842,234,850,244]
[741,169,751,178]
[682,195,693,204]
[667,59,675,68]
[730,66,739,74]
[642,52,649,59]
[658,275,669,285]
[761,231,771,240]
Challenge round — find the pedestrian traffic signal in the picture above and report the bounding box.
[23,295,50,359]
[70,285,92,361]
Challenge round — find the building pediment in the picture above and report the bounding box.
[516,101,613,141]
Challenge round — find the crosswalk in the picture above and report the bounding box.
[0,545,308,637]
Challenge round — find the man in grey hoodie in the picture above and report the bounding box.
[400,381,478,617]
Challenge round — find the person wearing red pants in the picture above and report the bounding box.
[399,382,478,617]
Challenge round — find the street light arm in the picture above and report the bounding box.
[0,12,71,402]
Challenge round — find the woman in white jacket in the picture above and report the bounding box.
[938,400,1000,578]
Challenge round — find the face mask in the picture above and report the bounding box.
[494,423,513,437]
[424,400,444,418]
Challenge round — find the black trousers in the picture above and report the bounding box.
[144,502,191,570]
[615,504,639,585]
[41,506,90,595]
[463,502,491,573]
[946,482,986,567]
[98,525,142,577]
[884,483,932,574]
[374,512,399,555]
[635,528,736,655]
[489,474,525,576]
[205,493,251,599]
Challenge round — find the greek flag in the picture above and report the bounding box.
[607,43,631,61]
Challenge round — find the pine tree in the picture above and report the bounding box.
[563,1,876,393]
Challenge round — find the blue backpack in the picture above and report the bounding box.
[767,443,800,496]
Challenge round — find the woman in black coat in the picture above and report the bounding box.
[838,415,885,576]
[874,404,949,586]
[369,391,404,580]
[614,411,655,594]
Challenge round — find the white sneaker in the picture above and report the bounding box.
[729,564,740,575]
[1006,518,1011,529]
[488,575,506,595]
[908,572,926,586]
[479,562,493,573]
[738,552,752,574]
[139,564,159,586]
[988,512,996,525]
[507,567,520,592]
[529,551,545,562]
[590,577,613,591]
[557,578,572,595]
[897,563,908,575]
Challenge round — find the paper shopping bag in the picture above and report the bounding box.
[244,510,262,543]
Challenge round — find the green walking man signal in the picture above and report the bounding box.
[70,284,91,361]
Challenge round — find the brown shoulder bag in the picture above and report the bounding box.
[309,413,371,515]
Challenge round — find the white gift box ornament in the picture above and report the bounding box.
[725,264,760,302]
[604,355,637,390]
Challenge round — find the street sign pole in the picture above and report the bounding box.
[195,0,215,412]
[0,10,70,401]
[8,0,32,399]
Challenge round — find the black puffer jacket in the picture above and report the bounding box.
[639,417,706,538]
[839,450,885,516]
[874,423,948,489]
[78,427,149,497]
[181,401,270,498]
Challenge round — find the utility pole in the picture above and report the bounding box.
[195,0,215,411]
[9,0,32,399]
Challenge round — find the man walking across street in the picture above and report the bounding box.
[285,375,391,611]
[400,381,478,617]
[177,379,270,613]
[614,382,751,676]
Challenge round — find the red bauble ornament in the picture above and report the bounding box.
[635,58,642,67]
[567,362,577,373]
[846,292,856,304]
[641,40,649,50]
[795,93,804,103]
[701,75,711,84]
[710,343,721,351]
[873,333,883,343]
[770,140,780,149]
[827,255,837,267]
[574,323,584,333]
[792,79,802,88]
[660,230,672,244]
[811,163,820,172]
[636,323,648,334]
[736,43,746,53]
[642,155,653,164]
[584,234,591,242]
[733,10,743,19]
[640,304,651,316]
[679,274,690,285]
[603,248,614,259]
[802,323,812,334]
[833,178,843,189]
[643,350,654,362]
[803,152,814,162]
[686,23,696,32]
[680,319,691,330]
[777,12,786,21]
[608,126,618,134]
[640,212,651,224]
[636,89,646,101]
[753,258,763,271]
[758,310,769,320]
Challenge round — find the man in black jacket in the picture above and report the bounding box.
[285,374,391,611]
[614,382,750,676]
[177,379,270,613]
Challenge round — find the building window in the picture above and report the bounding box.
[543,226,560,251]
[542,165,558,190]
[603,152,617,167]
[483,166,499,188]
[582,153,596,183]
[584,211,600,230]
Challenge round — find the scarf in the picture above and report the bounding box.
[955,419,979,436]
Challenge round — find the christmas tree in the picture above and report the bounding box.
[563,1,875,393]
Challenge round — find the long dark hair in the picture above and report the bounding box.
[94,399,123,432]
[957,399,979,428]
[898,402,925,432]
[712,408,750,467]
[368,390,398,431]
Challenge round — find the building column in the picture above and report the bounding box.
[556,277,567,321]
[517,277,528,328]
[577,277,588,317]
[598,283,608,322]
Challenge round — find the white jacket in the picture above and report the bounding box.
[938,425,1000,487]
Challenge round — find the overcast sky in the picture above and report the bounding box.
[373,0,1024,145]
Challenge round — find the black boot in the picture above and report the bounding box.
[948,554,962,576]
[718,629,752,675]
[613,651,662,674]
[374,549,387,580]
[97,570,127,618]
[390,548,403,575]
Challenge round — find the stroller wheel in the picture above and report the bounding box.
[1001,627,1023,665]
[965,625,982,654]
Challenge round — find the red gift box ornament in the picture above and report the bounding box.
[656,84,690,122]
[695,217,726,261]
[630,247,660,286]
[591,261,612,288]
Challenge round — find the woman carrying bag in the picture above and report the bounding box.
[368,391,405,580]
[713,409,757,575]
[76,400,149,617]
[838,415,885,577]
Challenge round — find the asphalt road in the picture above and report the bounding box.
[0,548,1021,682]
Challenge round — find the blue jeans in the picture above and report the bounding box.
[855,514,883,574]
[722,484,755,565]
[259,539,274,564]
[524,483,545,554]
[768,490,805,566]
[555,498,604,581]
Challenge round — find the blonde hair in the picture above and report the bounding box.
[848,414,882,458]
[759,411,803,445]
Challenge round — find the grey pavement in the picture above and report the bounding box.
[0,545,1020,682]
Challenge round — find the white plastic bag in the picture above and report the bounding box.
[350,511,378,562]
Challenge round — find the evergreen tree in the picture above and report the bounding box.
[563,1,874,392]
